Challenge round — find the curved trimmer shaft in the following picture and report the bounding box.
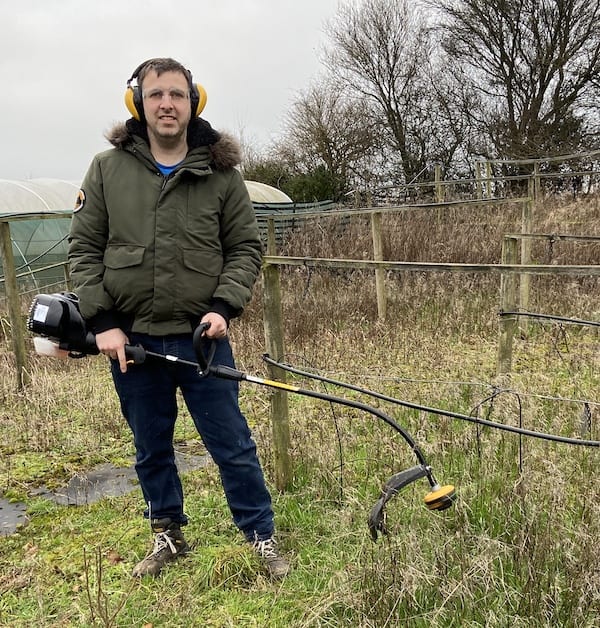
[26,289,452,536]
[123,330,455,541]
[126,334,430,468]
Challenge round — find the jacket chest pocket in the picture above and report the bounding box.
[182,247,223,277]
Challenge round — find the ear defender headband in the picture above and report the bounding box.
[124,60,208,122]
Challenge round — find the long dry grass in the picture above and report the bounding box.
[0,193,598,626]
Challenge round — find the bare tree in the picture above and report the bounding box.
[322,0,464,183]
[436,0,600,160]
[274,80,381,200]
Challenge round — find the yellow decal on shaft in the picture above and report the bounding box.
[262,379,300,392]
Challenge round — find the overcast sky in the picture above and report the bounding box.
[1,0,346,182]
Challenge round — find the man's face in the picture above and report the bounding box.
[141,69,192,143]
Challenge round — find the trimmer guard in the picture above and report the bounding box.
[368,465,430,541]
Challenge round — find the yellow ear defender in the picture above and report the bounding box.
[124,60,207,122]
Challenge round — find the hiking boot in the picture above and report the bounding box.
[251,535,290,579]
[132,518,190,577]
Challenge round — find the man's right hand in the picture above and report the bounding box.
[96,328,130,373]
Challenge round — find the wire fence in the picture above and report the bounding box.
[2,166,599,393]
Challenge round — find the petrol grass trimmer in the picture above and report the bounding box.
[28,292,456,540]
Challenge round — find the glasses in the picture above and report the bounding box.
[142,88,190,103]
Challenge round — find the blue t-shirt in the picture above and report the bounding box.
[156,161,182,176]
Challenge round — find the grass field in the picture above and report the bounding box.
[0,195,599,627]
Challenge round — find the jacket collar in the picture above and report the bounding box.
[105,118,243,170]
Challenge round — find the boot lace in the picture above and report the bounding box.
[252,536,279,559]
[149,531,178,557]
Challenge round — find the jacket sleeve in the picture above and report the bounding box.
[67,157,117,324]
[212,168,262,318]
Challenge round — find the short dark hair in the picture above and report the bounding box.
[136,58,193,89]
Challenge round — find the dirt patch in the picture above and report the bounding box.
[1,447,210,535]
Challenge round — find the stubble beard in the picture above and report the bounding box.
[149,124,187,150]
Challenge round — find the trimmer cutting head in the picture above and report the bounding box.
[424,484,456,511]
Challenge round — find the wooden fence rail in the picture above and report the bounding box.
[3,200,599,489]
[260,251,599,488]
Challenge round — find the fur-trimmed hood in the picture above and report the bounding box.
[104,117,242,170]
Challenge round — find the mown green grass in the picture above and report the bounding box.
[1,197,599,626]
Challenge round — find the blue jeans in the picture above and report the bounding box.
[110,333,274,541]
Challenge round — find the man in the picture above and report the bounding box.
[68,57,289,579]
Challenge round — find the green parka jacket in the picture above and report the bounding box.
[68,118,262,336]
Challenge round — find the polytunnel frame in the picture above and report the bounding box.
[1,210,74,390]
[0,178,78,287]
[0,179,73,385]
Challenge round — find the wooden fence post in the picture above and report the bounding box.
[434,163,444,203]
[261,218,292,491]
[0,220,29,389]
[370,211,387,321]
[520,186,534,334]
[497,236,519,375]
[475,161,483,199]
[532,161,541,200]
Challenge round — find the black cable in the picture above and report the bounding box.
[278,353,346,504]
[499,310,600,328]
[469,387,524,471]
[263,356,600,448]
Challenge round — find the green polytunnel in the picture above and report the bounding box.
[0,176,336,296]
[0,178,304,293]
[0,178,78,291]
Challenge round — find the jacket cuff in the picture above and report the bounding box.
[209,299,238,325]
[86,309,122,334]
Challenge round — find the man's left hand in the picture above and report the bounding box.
[200,312,228,338]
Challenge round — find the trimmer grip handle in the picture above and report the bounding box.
[83,332,100,355]
[192,322,213,373]
[125,344,147,364]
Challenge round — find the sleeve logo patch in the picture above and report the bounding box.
[73,189,86,213]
